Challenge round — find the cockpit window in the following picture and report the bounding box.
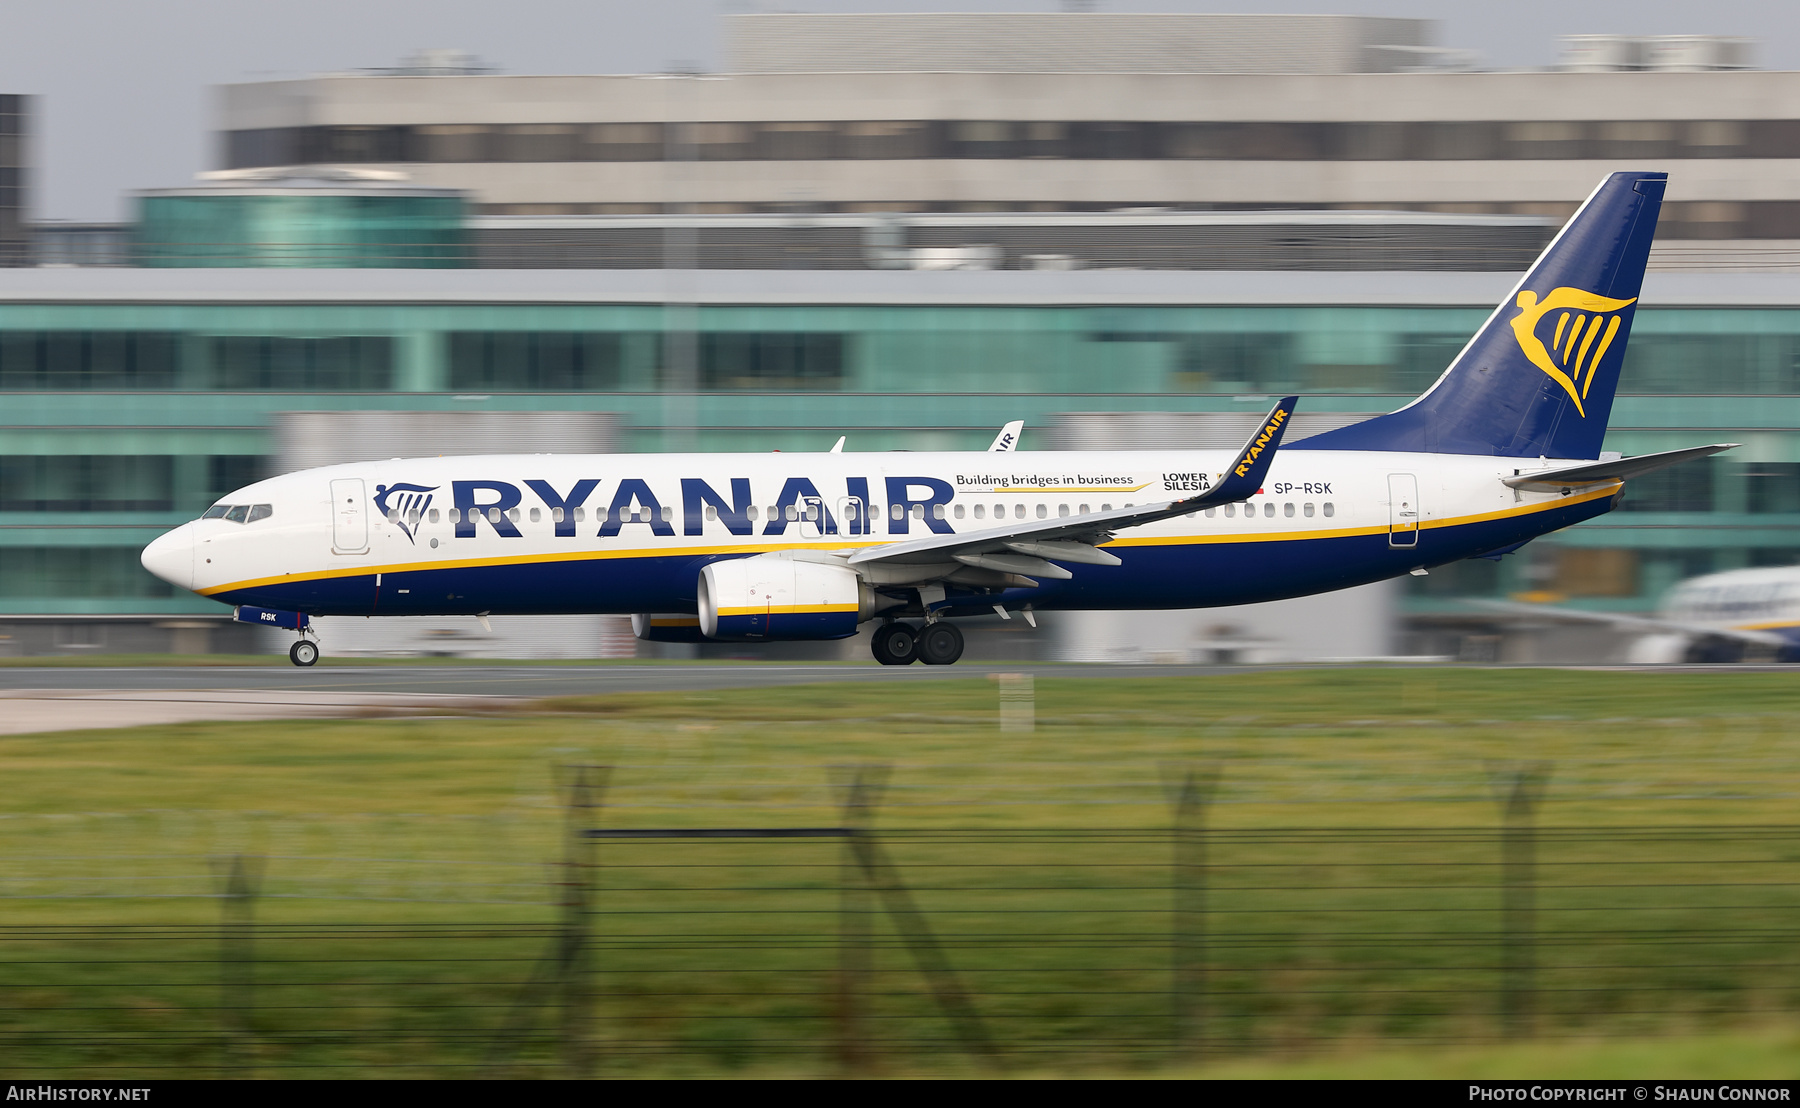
[204,503,274,523]
[224,505,249,523]
[247,504,273,522]
[201,505,230,520]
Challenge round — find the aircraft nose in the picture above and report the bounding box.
[141,523,195,592]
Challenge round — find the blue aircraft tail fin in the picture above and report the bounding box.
[1294,171,1666,459]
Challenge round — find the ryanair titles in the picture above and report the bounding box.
[393,474,979,540]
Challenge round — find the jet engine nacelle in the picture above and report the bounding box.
[698,554,873,641]
[631,613,710,643]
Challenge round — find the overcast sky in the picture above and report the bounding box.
[5,0,1795,221]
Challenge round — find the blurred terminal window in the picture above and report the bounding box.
[1621,330,1800,393]
[498,125,580,163]
[1169,333,1296,393]
[1391,335,1469,394]
[839,121,934,160]
[448,332,625,391]
[0,332,178,389]
[1618,459,1716,513]
[1553,548,1639,598]
[585,123,664,162]
[752,122,836,161]
[1744,463,1800,514]
[1751,546,1800,566]
[299,126,412,164]
[0,546,172,598]
[213,117,1800,169]
[1406,555,1501,598]
[207,456,263,506]
[416,125,490,163]
[699,333,845,390]
[0,456,174,512]
[207,336,393,390]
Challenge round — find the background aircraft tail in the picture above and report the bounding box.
[1295,171,1667,459]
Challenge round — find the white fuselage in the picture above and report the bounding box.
[141,448,1618,621]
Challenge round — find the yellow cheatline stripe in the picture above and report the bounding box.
[988,484,1152,494]
[1735,620,1800,632]
[717,604,859,617]
[196,538,891,596]
[199,483,1622,595]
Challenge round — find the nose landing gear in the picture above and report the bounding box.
[289,639,320,667]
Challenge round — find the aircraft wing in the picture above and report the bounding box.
[849,396,1296,580]
[1467,598,1789,647]
[1502,444,1738,490]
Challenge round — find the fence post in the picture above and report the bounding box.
[561,765,606,1078]
[1168,765,1220,1059]
[217,854,261,1077]
[834,764,885,1074]
[1493,763,1549,1040]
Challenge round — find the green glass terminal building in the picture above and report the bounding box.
[0,266,1790,656]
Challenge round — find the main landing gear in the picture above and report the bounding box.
[289,639,319,667]
[872,621,964,666]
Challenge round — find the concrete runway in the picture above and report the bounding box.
[0,662,1239,699]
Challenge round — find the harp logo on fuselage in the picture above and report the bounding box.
[1509,287,1638,418]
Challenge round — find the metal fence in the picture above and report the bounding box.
[2,767,1797,1076]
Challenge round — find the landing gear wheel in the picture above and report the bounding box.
[871,622,919,666]
[289,640,319,668]
[918,622,965,666]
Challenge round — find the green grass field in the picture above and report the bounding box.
[2,668,1798,1077]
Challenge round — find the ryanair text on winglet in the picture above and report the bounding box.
[1233,407,1290,478]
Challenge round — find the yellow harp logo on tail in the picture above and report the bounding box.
[1509,287,1637,417]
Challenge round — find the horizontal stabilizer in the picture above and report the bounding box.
[1503,444,1738,490]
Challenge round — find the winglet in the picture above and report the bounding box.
[1192,396,1297,506]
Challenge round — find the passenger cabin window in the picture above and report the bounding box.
[1303,503,1314,517]
[1323,502,1335,517]
[429,508,440,523]
[954,504,965,519]
[1079,503,1089,515]
[932,504,946,520]
[553,507,565,522]
[974,504,986,519]
[529,507,541,523]
[1263,503,1275,518]
[704,504,717,521]
[1284,503,1294,517]
[748,506,760,521]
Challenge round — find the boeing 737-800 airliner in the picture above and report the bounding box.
[141,171,1733,667]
